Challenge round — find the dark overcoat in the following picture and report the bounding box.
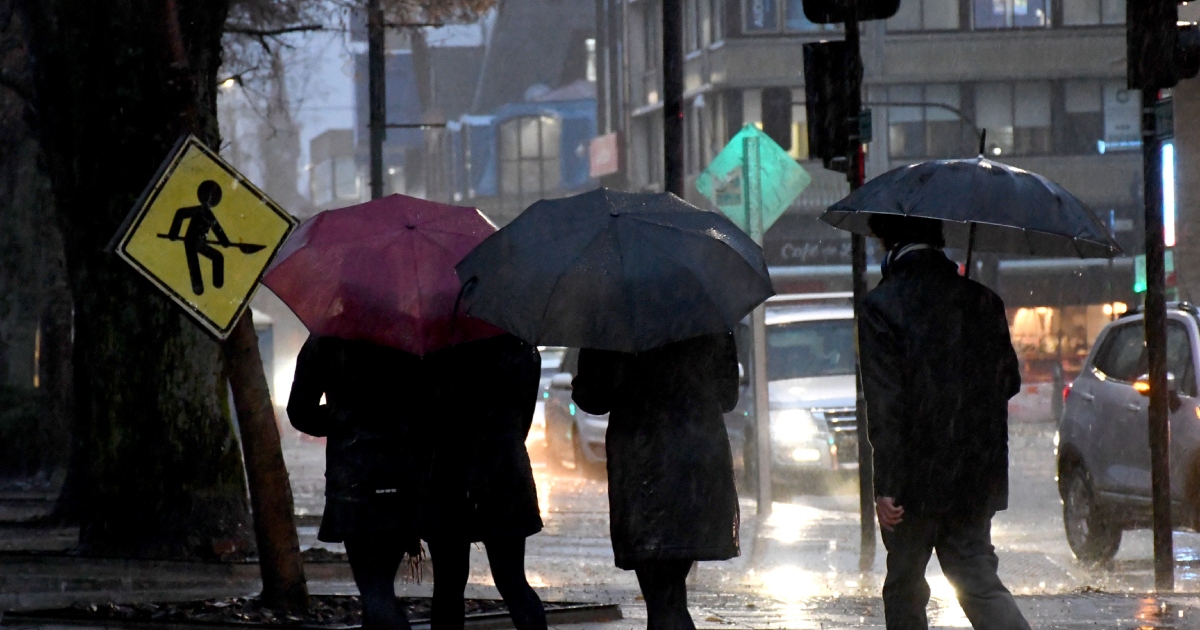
[421,334,543,542]
[287,335,430,545]
[572,333,740,570]
[859,249,1021,517]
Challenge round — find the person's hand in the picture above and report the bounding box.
[876,496,904,531]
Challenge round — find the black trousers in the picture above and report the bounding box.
[633,560,695,630]
[344,535,412,630]
[427,537,546,630]
[880,513,1031,630]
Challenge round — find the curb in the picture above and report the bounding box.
[1,603,623,630]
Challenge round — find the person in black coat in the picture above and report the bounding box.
[288,336,429,630]
[422,334,546,630]
[858,214,1029,630]
[572,333,740,630]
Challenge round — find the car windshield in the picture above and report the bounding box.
[767,319,856,381]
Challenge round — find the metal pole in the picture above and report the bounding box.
[745,135,772,516]
[843,13,876,573]
[1142,88,1173,592]
[662,0,684,196]
[367,0,386,200]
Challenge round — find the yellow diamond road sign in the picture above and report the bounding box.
[113,135,298,339]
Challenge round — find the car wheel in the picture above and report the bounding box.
[1063,468,1121,564]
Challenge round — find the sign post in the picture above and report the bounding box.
[112,134,306,611]
[698,124,810,517]
[743,135,774,514]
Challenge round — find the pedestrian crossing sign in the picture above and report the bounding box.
[112,135,299,340]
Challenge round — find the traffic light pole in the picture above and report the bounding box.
[662,0,684,197]
[367,0,385,200]
[843,13,876,574]
[1142,88,1173,592]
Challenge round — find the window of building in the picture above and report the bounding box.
[311,156,360,205]
[1102,82,1140,151]
[785,0,839,31]
[311,161,333,206]
[972,0,1048,29]
[885,84,966,159]
[887,0,960,30]
[789,88,810,160]
[685,0,698,51]
[743,0,837,32]
[711,0,723,41]
[644,1,659,70]
[744,0,778,31]
[334,156,359,200]
[1062,0,1124,25]
[975,81,1051,156]
[586,38,597,82]
[1058,81,1141,154]
[499,116,562,197]
[1061,80,1103,154]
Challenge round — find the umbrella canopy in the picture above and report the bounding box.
[263,194,504,356]
[456,188,775,353]
[821,157,1121,258]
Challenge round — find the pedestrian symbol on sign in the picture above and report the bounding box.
[157,180,266,295]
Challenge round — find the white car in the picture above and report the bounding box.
[740,294,859,482]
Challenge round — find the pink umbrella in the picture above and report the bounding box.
[263,194,504,356]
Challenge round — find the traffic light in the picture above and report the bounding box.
[761,87,793,152]
[1128,0,1200,90]
[802,0,900,24]
[803,41,856,171]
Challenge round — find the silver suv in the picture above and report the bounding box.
[1057,303,1200,562]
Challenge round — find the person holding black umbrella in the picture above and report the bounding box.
[572,333,741,630]
[422,333,547,630]
[858,213,1029,630]
[454,188,773,630]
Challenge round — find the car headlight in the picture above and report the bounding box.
[770,408,820,445]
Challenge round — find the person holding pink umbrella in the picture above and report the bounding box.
[267,194,543,630]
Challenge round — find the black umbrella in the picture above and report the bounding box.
[820,157,1121,260]
[456,188,774,353]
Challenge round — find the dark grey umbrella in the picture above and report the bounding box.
[456,188,774,353]
[820,157,1121,259]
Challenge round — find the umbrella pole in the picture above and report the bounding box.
[964,223,977,280]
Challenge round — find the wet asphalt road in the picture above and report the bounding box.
[280,421,1200,626]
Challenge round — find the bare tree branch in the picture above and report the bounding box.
[225,23,325,37]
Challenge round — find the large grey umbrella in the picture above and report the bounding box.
[820,157,1121,259]
[456,188,774,353]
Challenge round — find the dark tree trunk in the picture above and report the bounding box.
[0,0,72,487]
[17,0,253,558]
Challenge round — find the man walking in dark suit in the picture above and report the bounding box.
[858,213,1030,630]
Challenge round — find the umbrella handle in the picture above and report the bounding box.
[978,129,987,157]
[965,223,977,280]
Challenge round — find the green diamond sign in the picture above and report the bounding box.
[696,123,811,235]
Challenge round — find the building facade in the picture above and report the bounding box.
[594,0,1143,404]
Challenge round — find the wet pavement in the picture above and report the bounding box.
[9,423,1200,628]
